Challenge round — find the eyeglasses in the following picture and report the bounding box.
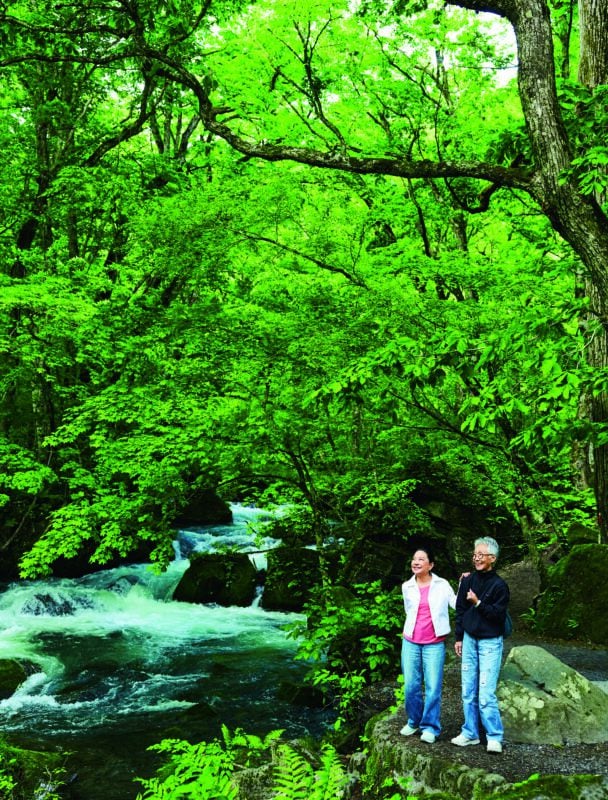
[472,552,494,560]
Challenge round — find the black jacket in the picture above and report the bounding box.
[455,569,510,641]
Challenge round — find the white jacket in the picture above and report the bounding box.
[402,573,457,639]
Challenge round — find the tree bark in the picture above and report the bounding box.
[381,0,608,541]
[579,0,608,88]
[577,0,608,540]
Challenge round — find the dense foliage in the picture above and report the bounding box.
[1,0,607,796]
[0,0,604,582]
[135,727,348,800]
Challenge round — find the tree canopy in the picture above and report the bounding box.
[0,0,605,578]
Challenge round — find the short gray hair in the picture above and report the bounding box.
[474,536,499,558]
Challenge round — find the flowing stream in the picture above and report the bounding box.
[0,506,332,799]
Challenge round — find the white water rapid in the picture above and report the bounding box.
[0,505,331,799]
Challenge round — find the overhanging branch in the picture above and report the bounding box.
[203,116,532,189]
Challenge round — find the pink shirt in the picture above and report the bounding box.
[405,585,446,644]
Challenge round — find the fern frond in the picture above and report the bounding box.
[310,744,348,800]
[272,744,313,800]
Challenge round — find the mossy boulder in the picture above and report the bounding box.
[172,488,232,527]
[363,711,608,800]
[172,552,258,606]
[0,659,28,698]
[498,645,608,744]
[565,522,599,547]
[364,711,507,799]
[534,544,608,644]
[492,775,608,800]
[0,738,67,800]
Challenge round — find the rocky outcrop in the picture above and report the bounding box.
[498,645,608,744]
[172,552,258,606]
[363,710,608,800]
[534,544,608,644]
[364,711,507,798]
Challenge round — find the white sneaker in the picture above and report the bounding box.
[420,731,436,744]
[451,734,480,746]
[400,724,419,736]
[487,740,503,753]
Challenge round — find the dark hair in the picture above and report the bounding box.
[412,545,435,564]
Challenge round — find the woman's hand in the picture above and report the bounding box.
[454,641,462,657]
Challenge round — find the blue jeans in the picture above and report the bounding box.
[401,638,446,737]
[460,631,504,741]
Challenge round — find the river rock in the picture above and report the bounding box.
[0,659,28,698]
[172,488,233,527]
[498,645,608,744]
[172,551,258,606]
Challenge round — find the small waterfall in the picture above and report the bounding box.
[251,585,264,609]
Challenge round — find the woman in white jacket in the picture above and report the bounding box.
[400,546,457,743]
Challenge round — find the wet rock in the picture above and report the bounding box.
[172,488,232,527]
[21,591,95,616]
[172,551,257,606]
[0,659,28,698]
[277,679,327,708]
[261,546,322,612]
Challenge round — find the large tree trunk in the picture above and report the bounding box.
[579,0,608,88]
[578,0,608,540]
[455,0,608,542]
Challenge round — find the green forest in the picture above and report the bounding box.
[1,0,608,797]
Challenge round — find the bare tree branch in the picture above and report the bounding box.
[240,233,368,287]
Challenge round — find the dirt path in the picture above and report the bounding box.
[365,631,608,785]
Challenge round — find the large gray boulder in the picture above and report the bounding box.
[498,645,608,744]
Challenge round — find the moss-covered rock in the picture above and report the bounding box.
[534,544,608,644]
[172,488,233,527]
[492,774,608,800]
[498,646,608,744]
[362,711,608,800]
[0,737,67,799]
[363,711,507,799]
[0,660,28,699]
[172,551,258,606]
